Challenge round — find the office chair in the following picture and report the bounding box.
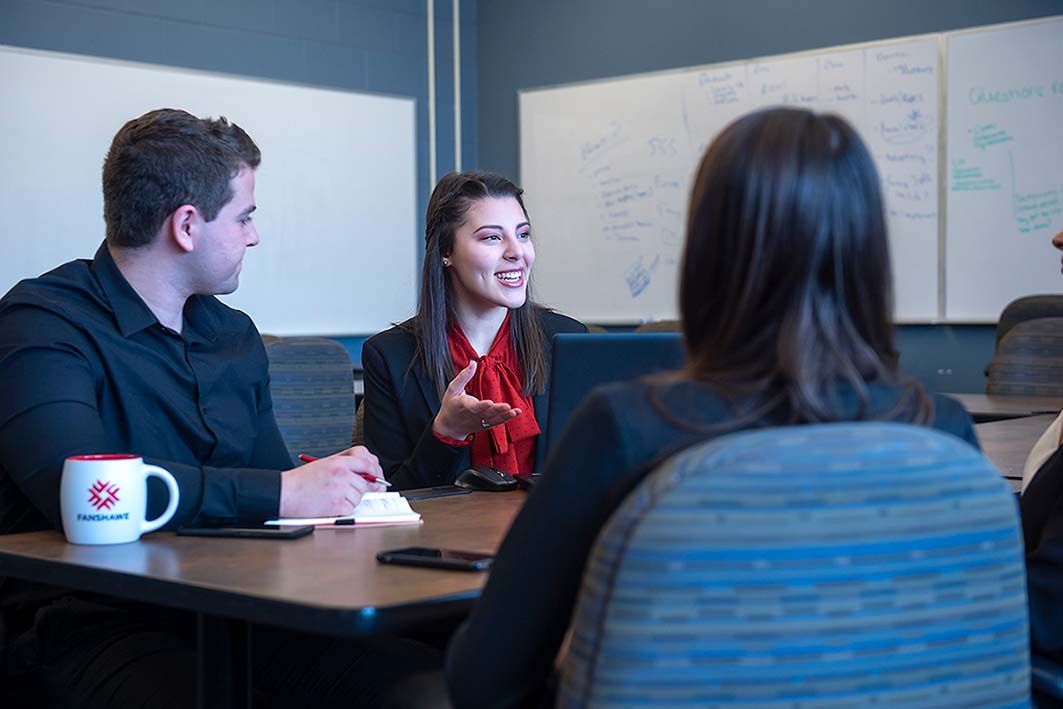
[263,336,357,464]
[559,423,1029,707]
[632,319,680,333]
[998,296,1063,347]
[987,318,1063,396]
[352,399,366,447]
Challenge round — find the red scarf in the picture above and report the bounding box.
[447,314,539,475]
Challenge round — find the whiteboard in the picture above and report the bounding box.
[945,18,1063,321]
[0,45,418,335]
[520,37,941,324]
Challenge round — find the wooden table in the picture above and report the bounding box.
[945,393,1062,422]
[0,420,1049,705]
[976,413,1054,492]
[0,490,524,708]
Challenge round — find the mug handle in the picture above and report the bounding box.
[141,465,180,535]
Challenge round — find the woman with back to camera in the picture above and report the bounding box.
[445,108,980,708]
[361,171,586,490]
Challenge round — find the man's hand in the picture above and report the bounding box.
[432,361,520,440]
[279,447,386,517]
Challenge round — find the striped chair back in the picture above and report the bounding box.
[987,317,1063,396]
[351,399,366,447]
[263,337,356,464]
[997,295,1063,346]
[559,423,1029,708]
[633,319,681,333]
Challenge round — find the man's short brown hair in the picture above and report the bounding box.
[102,108,261,248]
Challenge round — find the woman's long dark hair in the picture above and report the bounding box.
[410,171,548,397]
[670,107,930,425]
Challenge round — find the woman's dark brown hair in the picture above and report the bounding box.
[674,107,930,425]
[411,171,548,397]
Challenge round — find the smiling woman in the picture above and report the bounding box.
[445,197,536,319]
[361,172,587,489]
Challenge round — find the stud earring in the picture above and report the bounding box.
[442,258,451,266]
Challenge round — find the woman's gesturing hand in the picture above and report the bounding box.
[431,360,520,441]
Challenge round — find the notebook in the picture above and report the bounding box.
[266,493,422,528]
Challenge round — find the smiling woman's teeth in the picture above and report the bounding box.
[496,271,521,282]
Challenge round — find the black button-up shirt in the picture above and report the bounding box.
[0,242,289,536]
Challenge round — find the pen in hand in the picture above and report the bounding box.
[297,454,392,488]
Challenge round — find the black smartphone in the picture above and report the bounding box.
[176,524,314,540]
[376,546,493,571]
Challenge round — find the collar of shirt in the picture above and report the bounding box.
[90,240,218,345]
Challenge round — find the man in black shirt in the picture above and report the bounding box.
[0,109,435,707]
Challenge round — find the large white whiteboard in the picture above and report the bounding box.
[0,45,418,335]
[520,37,940,324]
[946,18,1063,321]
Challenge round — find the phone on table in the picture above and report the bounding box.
[376,546,493,571]
[176,523,314,540]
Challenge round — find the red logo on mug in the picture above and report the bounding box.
[88,480,121,510]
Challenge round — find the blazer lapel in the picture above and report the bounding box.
[531,329,557,473]
[410,359,443,423]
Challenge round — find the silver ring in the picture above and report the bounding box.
[480,418,490,429]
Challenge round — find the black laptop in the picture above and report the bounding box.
[534,333,686,474]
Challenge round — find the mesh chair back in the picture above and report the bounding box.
[264,337,356,464]
[351,399,366,447]
[986,317,1063,396]
[997,295,1063,346]
[632,319,680,333]
[560,423,1029,708]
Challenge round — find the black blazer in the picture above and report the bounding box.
[361,309,587,489]
[1021,447,1063,662]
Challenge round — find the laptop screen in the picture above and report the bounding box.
[535,333,686,473]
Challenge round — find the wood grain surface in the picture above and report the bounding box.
[0,491,525,635]
[947,393,1062,420]
[976,413,1055,487]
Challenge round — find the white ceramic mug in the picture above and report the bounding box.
[60,454,180,544]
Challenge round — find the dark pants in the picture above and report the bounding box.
[7,596,442,709]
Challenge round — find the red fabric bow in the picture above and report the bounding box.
[447,314,538,475]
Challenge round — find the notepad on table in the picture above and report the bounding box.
[266,492,422,528]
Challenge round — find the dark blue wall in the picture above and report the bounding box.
[433,0,479,175]
[895,325,993,393]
